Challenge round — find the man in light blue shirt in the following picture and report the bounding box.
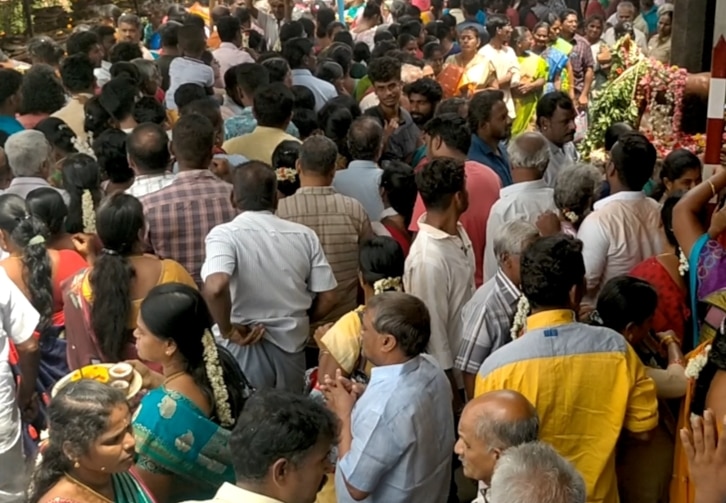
[282,37,338,112]
[333,116,385,221]
[325,292,455,503]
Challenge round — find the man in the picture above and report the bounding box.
[140,114,236,286]
[155,22,180,91]
[65,30,104,69]
[125,123,175,198]
[117,13,155,60]
[559,9,595,109]
[577,131,662,305]
[4,131,67,202]
[536,91,578,187]
[333,116,385,221]
[53,54,96,141]
[457,220,539,399]
[165,25,215,110]
[467,90,512,187]
[206,5,232,49]
[364,56,421,164]
[483,132,555,281]
[245,0,288,51]
[475,235,658,503]
[91,25,116,88]
[0,268,40,503]
[456,0,489,43]
[183,390,338,503]
[409,114,500,287]
[403,78,443,127]
[489,442,587,503]
[0,69,23,137]
[277,136,372,326]
[325,292,455,502]
[222,63,299,140]
[455,390,539,500]
[223,83,300,165]
[478,15,520,119]
[603,1,648,53]
[202,161,337,392]
[283,37,337,112]
[213,16,254,81]
[404,158,475,409]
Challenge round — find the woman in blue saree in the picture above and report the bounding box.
[531,20,571,94]
[130,283,254,503]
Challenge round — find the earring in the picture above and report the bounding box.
[100,467,106,472]
[74,461,80,468]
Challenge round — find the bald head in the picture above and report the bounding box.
[466,390,539,442]
[507,131,550,177]
[348,116,383,161]
[127,123,170,175]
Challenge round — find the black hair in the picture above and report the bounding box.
[60,54,96,94]
[183,13,206,30]
[272,140,302,196]
[367,292,430,356]
[397,33,418,50]
[374,30,395,44]
[83,96,113,138]
[233,5,251,25]
[282,37,315,69]
[467,89,504,133]
[423,41,442,59]
[533,90,573,129]
[35,117,78,157]
[98,76,137,124]
[261,57,291,84]
[610,132,657,190]
[424,113,471,154]
[109,61,142,89]
[133,96,167,125]
[127,122,171,174]
[404,77,443,104]
[19,64,66,116]
[232,160,277,211]
[217,15,241,43]
[400,20,423,39]
[596,276,658,334]
[0,68,20,107]
[521,235,585,310]
[436,97,467,117]
[604,121,633,152]
[292,108,319,139]
[280,21,306,45]
[247,30,266,53]
[325,43,353,75]
[28,36,64,66]
[371,40,397,60]
[254,83,294,128]
[61,154,103,234]
[167,3,187,22]
[316,7,337,38]
[178,24,206,56]
[118,13,141,28]
[211,5,231,24]
[181,97,222,131]
[359,236,405,287]
[140,283,253,427]
[362,2,382,20]
[348,116,383,161]
[0,194,53,329]
[92,128,134,184]
[299,17,315,39]
[66,30,100,57]
[89,193,143,361]
[174,83,207,110]
[27,380,129,503]
[172,113,215,167]
[299,135,338,176]
[661,148,701,187]
[230,389,338,482]
[416,157,465,211]
[159,22,181,47]
[327,22,347,40]
[367,56,402,84]
[463,0,481,15]
[91,24,117,43]
[319,96,360,160]
[109,41,144,63]
[693,323,726,415]
[316,60,344,84]
[233,63,270,98]
[353,42,371,64]
[291,85,316,111]
[26,188,68,239]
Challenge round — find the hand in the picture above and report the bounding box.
[384,118,399,137]
[517,82,534,95]
[577,94,588,110]
[127,359,163,390]
[321,369,358,417]
[655,330,678,344]
[681,410,726,503]
[536,211,562,236]
[72,233,97,260]
[313,323,334,342]
[210,158,233,182]
[225,323,265,346]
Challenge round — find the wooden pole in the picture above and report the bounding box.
[703,0,726,185]
[22,0,33,37]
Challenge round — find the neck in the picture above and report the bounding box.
[373,352,413,367]
[236,481,282,500]
[67,468,113,497]
[490,38,503,49]
[0,106,16,116]
[72,90,94,97]
[562,31,574,42]
[479,133,501,152]
[362,284,375,303]
[544,133,563,148]
[423,210,459,236]
[299,173,333,187]
[118,117,137,130]
[514,48,525,57]
[438,147,466,162]
[163,47,180,56]
[529,305,573,316]
[162,360,187,377]
[608,179,628,195]
[512,169,541,183]
[459,51,476,63]
[379,103,399,120]
[177,161,210,172]
[137,169,167,177]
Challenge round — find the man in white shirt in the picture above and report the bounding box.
[577,131,663,306]
[478,15,520,119]
[483,132,556,281]
[603,1,649,54]
[282,37,338,112]
[202,161,337,393]
[0,267,40,503]
[181,389,338,503]
[247,0,287,51]
[404,158,475,409]
[213,16,254,81]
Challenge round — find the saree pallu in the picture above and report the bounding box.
[542,47,569,94]
[438,55,496,98]
[688,235,726,347]
[132,387,235,502]
[512,53,548,136]
[43,471,157,503]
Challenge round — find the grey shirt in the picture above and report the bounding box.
[542,141,579,187]
[4,177,69,205]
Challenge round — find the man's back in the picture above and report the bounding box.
[222,127,300,165]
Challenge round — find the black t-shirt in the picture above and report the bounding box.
[155,54,178,91]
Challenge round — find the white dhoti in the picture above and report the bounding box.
[0,362,25,503]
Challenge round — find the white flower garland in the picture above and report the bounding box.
[678,248,689,277]
[275,168,298,182]
[373,276,403,295]
[71,133,96,159]
[81,189,96,234]
[563,210,579,224]
[684,344,712,380]
[510,295,530,340]
[201,330,234,428]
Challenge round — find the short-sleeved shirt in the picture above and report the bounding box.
[336,354,455,503]
[222,126,300,165]
[290,69,339,112]
[363,107,420,163]
[468,134,511,187]
[222,105,299,141]
[165,57,215,110]
[0,267,39,364]
[201,210,337,354]
[333,160,385,221]
[475,310,659,503]
[561,34,595,97]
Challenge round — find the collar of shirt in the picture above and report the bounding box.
[500,179,547,197]
[369,355,421,382]
[526,309,577,332]
[291,68,314,78]
[417,214,467,241]
[218,42,239,51]
[174,169,222,183]
[348,159,379,170]
[8,177,50,189]
[206,483,283,503]
[294,186,336,196]
[592,190,645,211]
[380,207,399,219]
[222,95,246,116]
[469,134,512,186]
[494,269,520,301]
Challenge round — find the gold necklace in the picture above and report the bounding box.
[64,473,113,503]
[163,370,187,384]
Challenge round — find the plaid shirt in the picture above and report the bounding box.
[140,170,235,286]
[455,269,520,374]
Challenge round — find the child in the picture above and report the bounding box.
[165,24,214,110]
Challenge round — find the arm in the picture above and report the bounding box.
[674,169,726,258]
[566,59,575,100]
[306,233,339,322]
[580,66,594,103]
[15,338,40,411]
[309,289,337,323]
[623,343,659,441]
[576,214,609,305]
[203,272,234,336]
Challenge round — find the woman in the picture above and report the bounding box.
[84,96,114,139]
[371,160,417,255]
[27,380,155,503]
[596,276,687,503]
[438,25,498,98]
[648,4,673,65]
[26,188,77,252]
[61,154,104,234]
[63,193,196,371]
[584,15,610,93]
[316,60,348,96]
[131,283,253,502]
[99,77,139,133]
[132,58,164,102]
[34,118,85,188]
[92,129,135,194]
[510,26,547,136]
[530,20,570,94]
[651,149,702,202]
[272,140,301,198]
[352,3,383,50]
[17,64,66,129]
[538,163,602,236]
[631,194,692,344]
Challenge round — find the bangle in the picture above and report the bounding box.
[660,335,677,348]
[708,179,717,198]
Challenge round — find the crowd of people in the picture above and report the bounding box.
[0,0,721,502]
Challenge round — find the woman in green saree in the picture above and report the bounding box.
[28,380,156,503]
[511,26,548,136]
[130,283,254,503]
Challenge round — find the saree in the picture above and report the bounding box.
[541,46,569,94]
[43,471,157,503]
[688,234,726,347]
[512,52,548,136]
[133,387,235,502]
[438,54,496,98]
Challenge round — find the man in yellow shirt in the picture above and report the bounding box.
[474,235,658,503]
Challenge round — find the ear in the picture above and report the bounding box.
[569,280,585,311]
[169,140,176,159]
[271,458,289,486]
[295,158,302,174]
[380,332,397,354]
[622,322,635,342]
[62,441,79,465]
